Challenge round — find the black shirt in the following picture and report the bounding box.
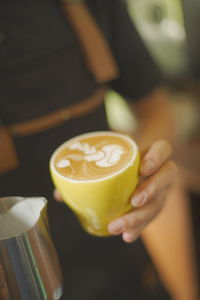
[0,1,168,299]
[0,0,162,125]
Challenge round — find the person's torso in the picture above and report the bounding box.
[0,0,112,66]
[0,0,113,125]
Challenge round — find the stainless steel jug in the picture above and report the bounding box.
[0,197,63,300]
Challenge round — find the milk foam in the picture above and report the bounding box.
[52,132,136,181]
[0,198,45,239]
[56,143,124,169]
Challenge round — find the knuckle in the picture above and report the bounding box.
[146,183,156,200]
[124,213,138,229]
[146,140,172,165]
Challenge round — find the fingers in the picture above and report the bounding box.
[53,190,63,202]
[108,191,164,235]
[131,160,177,207]
[108,157,177,241]
[140,140,172,176]
[122,226,144,243]
[108,189,166,242]
[108,209,147,238]
[123,190,167,243]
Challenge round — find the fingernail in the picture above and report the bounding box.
[141,160,155,175]
[131,191,147,207]
[108,220,125,234]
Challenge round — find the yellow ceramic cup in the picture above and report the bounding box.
[50,131,140,236]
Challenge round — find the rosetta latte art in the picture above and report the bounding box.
[54,134,133,180]
[56,142,125,169]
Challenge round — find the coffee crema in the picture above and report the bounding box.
[53,133,134,180]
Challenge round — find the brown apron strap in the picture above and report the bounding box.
[8,87,107,137]
[60,1,119,83]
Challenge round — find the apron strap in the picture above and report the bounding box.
[60,0,119,83]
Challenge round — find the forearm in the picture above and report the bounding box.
[142,181,199,300]
[131,88,175,153]
[130,88,199,299]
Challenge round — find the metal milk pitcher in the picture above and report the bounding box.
[0,197,63,300]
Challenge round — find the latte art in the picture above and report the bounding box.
[57,143,124,169]
[53,133,134,180]
[50,131,139,236]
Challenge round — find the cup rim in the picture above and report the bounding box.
[50,131,139,183]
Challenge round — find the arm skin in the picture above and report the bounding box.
[108,88,199,300]
[131,88,175,152]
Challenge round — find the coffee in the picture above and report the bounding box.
[50,131,140,236]
[53,132,134,180]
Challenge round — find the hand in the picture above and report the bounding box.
[54,189,63,202]
[108,140,178,243]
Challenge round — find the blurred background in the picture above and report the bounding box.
[106,0,200,203]
[106,0,200,139]
[105,0,200,297]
